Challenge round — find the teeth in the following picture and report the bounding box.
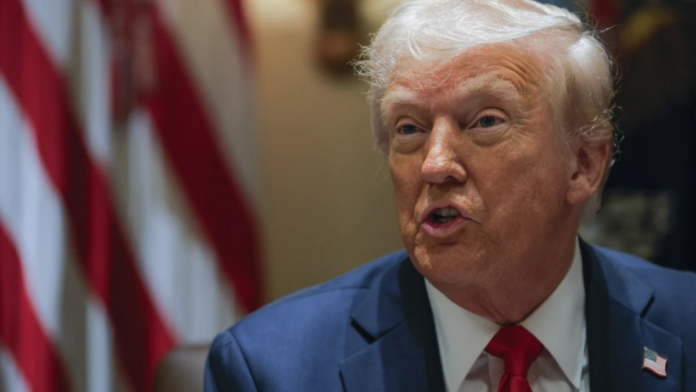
[435,207,459,217]
[430,207,460,223]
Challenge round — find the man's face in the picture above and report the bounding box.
[385,46,576,289]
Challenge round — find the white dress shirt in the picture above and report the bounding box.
[425,239,590,392]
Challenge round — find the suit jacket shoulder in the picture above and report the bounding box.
[205,250,409,392]
[594,246,696,338]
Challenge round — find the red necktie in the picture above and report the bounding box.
[485,326,543,392]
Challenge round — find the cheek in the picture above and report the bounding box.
[475,140,568,227]
[389,154,422,226]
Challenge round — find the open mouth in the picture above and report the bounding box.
[420,204,472,237]
[428,206,460,224]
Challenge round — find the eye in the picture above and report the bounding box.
[478,115,501,128]
[399,124,421,135]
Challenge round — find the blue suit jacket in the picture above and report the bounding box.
[205,241,696,391]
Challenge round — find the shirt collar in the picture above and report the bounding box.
[521,237,586,389]
[425,237,586,391]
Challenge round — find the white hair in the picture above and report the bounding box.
[355,0,616,221]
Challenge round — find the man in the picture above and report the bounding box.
[205,0,696,391]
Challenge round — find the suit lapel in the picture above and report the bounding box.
[340,258,445,392]
[640,319,683,391]
[582,240,682,392]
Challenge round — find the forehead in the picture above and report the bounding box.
[382,45,549,110]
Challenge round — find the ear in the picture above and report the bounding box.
[566,142,611,206]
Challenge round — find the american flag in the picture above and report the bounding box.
[643,347,668,377]
[0,0,261,391]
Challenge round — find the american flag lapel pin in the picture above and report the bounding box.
[643,347,667,377]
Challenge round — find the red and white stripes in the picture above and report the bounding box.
[0,0,260,390]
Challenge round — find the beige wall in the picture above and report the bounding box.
[247,0,405,302]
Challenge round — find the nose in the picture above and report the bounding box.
[421,120,467,184]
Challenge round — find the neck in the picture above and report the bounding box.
[434,232,578,325]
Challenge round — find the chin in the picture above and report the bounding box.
[409,240,489,286]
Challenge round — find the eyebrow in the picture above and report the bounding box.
[454,75,519,98]
[449,77,521,110]
[380,89,423,114]
[381,75,522,118]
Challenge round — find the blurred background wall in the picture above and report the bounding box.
[247,0,403,301]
